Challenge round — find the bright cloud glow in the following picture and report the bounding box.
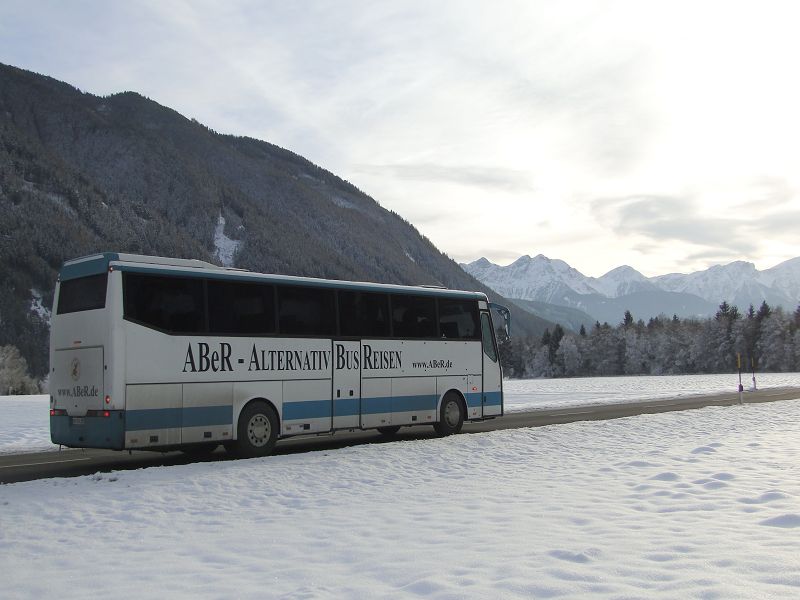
[1,0,799,276]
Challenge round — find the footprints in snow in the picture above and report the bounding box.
[623,448,795,527]
[548,548,601,564]
[759,514,800,528]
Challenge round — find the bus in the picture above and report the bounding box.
[50,253,509,457]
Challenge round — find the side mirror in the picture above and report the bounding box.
[488,303,511,338]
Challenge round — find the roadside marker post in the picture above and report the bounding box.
[737,353,744,404]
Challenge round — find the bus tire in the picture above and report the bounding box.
[376,425,401,436]
[433,392,465,436]
[234,401,279,458]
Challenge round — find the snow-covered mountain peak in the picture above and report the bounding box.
[591,265,653,298]
[466,257,493,269]
[762,257,800,300]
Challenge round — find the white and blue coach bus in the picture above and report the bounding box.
[50,253,508,457]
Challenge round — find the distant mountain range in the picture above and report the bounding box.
[0,63,550,378]
[462,254,800,328]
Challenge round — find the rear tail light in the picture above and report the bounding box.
[50,409,66,416]
[105,395,111,405]
[86,410,112,417]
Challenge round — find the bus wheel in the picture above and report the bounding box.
[376,426,401,436]
[433,392,464,436]
[235,401,278,458]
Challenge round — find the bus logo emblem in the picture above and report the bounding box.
[70,358,81,381]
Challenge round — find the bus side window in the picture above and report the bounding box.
[339,291,390,337]
[277,286,335,336]
[438,299,480,340]
[480,313,498,362]
[391,295,436,338]
[124,273,205,334]
[208,280,275,335]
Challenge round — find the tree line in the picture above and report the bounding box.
[498,301,800,378]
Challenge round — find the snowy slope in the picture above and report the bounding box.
[762,257,800,302]
[2,399,800,598]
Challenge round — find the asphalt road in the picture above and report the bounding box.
[2,387,798,485]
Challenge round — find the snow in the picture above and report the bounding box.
[4,373,800,455]
[0,395,51,454]
[331,195,357,209]
[29,288,51,323]
[462,254,597,303]
[212,214,241,267]
[2,398,800,597]
[503,372,800,412]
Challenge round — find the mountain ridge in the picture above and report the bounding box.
[462,254,800,325]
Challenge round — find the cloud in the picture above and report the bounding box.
[590,194,800,260]
[2,1,799,276]
[355,163,532,192]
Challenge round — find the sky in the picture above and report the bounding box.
[1,0,799,277]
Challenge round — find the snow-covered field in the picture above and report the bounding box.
[0,394,51,454]
[504,372,800,412]
[2,399,800,598]
[3,373,800,454]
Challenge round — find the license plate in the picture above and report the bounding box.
[72,417,85,425]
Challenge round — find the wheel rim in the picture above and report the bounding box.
[247,414,271,447]
[443,400,461,427]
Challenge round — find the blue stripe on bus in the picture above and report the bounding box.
[182,405,233,427]
[360,396,391,416]
[333,397,360,417]
[484,391,502,406]
[282,399,331,420]
[390,394,438,413]
[126,405,233,431]
[123,392,503,431]
[283,394,440,420]
[466,392,482,407]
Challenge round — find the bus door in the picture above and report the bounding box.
[332,340,361,429]
[480,312,503,417]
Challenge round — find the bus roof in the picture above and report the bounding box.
[59,252,488,300]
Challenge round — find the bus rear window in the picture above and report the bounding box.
[57,273,108,314]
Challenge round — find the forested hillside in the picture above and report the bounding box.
[0,63,548,384]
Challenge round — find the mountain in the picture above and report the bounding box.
[510,299,595,333]
[590,265,657,298]
[465,254,598,304]
[0,63,550,378]
[652,261,794,308]
[763,257,800,302]
[462,254,800,326]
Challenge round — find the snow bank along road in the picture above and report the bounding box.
[1,387,798,484]
[2,398,800,598]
